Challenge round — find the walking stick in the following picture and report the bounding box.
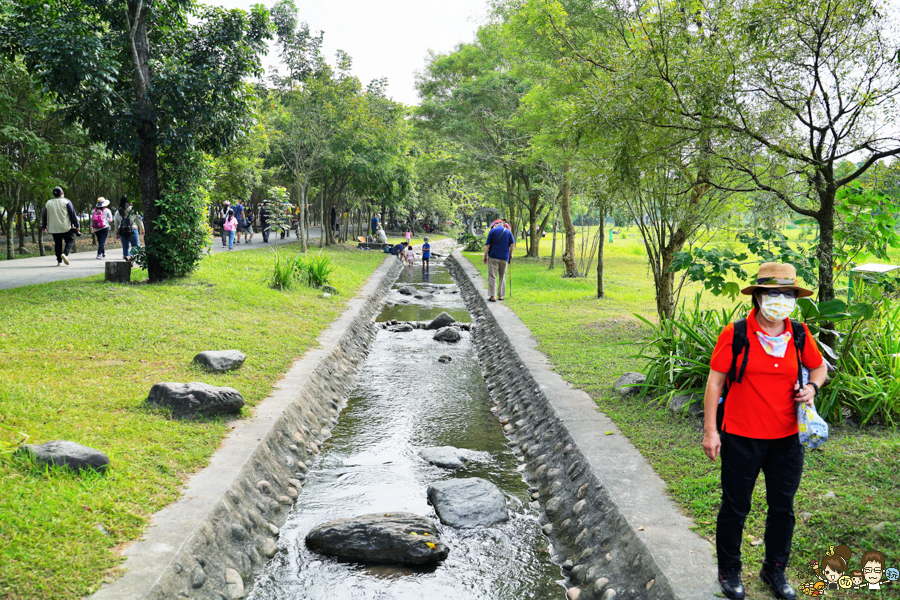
[507,258,512,299]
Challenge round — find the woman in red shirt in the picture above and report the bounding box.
[702,263,827,600]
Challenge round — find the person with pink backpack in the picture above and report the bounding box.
[222,209,238,250]
[90,198,114,259]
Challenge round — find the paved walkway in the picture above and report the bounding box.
[0,227,322,291]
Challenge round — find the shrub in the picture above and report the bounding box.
[269,251,296,290]
[269,251,335,290]
[457,231,484,252]
[635,294,746,405]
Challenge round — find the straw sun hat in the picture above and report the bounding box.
[95,197,110,208]
[740,262,814,298]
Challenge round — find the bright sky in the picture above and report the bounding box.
[215,0,490,106]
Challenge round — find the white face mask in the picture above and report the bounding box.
[760,294,796,322]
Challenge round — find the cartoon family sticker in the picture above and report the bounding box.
[799,544,898,595]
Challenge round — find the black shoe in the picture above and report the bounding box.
[718,568,745,600]
[760,562,796,600]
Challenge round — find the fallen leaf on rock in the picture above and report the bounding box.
[426,542,436,549]
[605,431,613,435]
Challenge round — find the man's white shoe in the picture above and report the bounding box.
[61,255,69,265]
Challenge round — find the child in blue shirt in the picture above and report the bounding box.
[421,237,431,269]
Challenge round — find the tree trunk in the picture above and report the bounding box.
[815,189,837,350]
[5,210,13,260]
[527,193,540,258]
[318,191,324,248]
[299,181,308,252]
[549,210,558,270]
[597,210,606,298]
[130,0,163,281]
[17,204,25,249]
[560,164,577,276]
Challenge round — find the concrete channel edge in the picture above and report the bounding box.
[446,251,719,600]
[90,255,404,600]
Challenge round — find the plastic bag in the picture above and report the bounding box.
[797,402,829,450]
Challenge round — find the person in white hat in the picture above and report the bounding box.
[90,197,113,259]
[702,262,827,600]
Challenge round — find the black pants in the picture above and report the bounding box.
[717,432,804,571]
[52,231,75,263]
[262,225,270,242]
[95,227,109,256]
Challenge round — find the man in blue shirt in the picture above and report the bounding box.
[233,201,245,243]
[371,213,380,236]
[483,219,515,301]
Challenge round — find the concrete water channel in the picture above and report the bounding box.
[91,246,718,600]
[247,256,565,599]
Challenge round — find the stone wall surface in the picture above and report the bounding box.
[90,255,404,600]
[446,251,719,600]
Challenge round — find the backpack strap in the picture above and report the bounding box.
[729,319,750,383]
[791,319,806,392]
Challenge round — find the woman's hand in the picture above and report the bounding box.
[794,381,816,407]
[702,430,721,461]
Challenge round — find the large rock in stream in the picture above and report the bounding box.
[146,382,245,419]
[305,512,449,565]
[427,477,508,528]
[419,446,468,469]
[433,327,461,343]
[427,312,457,330]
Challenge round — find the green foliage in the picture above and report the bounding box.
[269,250,296,290]
[131,154,212,279]
[457,230,484,252]
[294,253,335,288]
[671,228,818,299]
[634,294,746,404]
[0,422,29,455]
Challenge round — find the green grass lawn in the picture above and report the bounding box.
[463,234,900,598]
[0,244,388,600]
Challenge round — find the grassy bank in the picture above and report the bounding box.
[462,236,900,598]
[0,244,387,600]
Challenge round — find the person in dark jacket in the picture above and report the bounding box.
[260,202,271,243]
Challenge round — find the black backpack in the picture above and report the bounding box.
[717,318,806,432]
[117,210,133,237]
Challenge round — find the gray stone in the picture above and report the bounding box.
[224,568,244,599]
[438,354,452,363]
[823,490,837,499]
[613,372,645,397]
[388,323,414,333]
[667,393,703,417]
[398,286,415,295]
[322,285,338,295]
[306,512,449,565]
[192,350,246,373]
[146,382,245,419]
[16,246,30,255]
[427,311,457,330]
[260,537,278,558]
[426,477,508,528]
[16,440,110,473]
[433,327,461,343]
[418,446,468,469]
[191,566,206,588]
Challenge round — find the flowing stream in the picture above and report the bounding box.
[248,256,564,600]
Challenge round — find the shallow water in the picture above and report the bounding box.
[248,258,564,600]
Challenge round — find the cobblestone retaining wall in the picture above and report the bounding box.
[446,253,711,600]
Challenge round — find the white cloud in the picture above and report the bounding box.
[214,0,489,106]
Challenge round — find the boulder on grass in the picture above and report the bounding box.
[418,446,468,469]
[322,285,338,295]
[613,372,646,398]
[427,312,457,330]
[17,440,110,473]
[306,512,449,565]
[192,350,246,373]
[433,327,461,343]
[668,393,703,418]
[146,382,245,420]
[427,477,508,528]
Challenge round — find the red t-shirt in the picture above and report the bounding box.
[710,309,823,439]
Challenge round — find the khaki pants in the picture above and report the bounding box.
[487,257,508,299]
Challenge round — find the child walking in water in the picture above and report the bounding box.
[404,243,415,266]
[421,237,431,269]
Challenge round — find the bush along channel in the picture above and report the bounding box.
[446,253,711,600]
[90,257,404,600]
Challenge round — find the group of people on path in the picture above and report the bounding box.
[219,200,257,249]
[43,188,142,266]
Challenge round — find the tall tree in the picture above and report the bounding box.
[3,0,272,280]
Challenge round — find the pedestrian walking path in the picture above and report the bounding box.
[0,227,322,291]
